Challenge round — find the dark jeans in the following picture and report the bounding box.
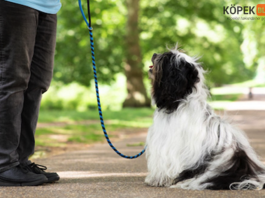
[0,0,57,172]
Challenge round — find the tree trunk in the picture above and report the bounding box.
[123,0,150,108]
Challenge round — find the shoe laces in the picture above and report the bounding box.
[28,163,47,173]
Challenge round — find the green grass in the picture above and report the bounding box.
[210,94,241,102]
[36,108,154,146]
[208,79,265,110]
[38,108,154,123]
[228,79,265,88]
[127,142,145,147]
[208,92,243,110]
[67,133,103,143]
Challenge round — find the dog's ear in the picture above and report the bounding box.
[152,53,199,113]
[177,57,200,95]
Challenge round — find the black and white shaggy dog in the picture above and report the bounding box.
[145,46,265,190]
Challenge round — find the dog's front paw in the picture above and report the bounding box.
[145,175,172,187]
[170,179,212,190]
[145,175,157,186]
[170,179,194,189]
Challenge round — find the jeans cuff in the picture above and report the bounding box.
[0,161,20,173]
[19,160,32,167]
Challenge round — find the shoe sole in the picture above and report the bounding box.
[0,177,48,186]
[46,175,60,183]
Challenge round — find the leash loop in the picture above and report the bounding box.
[78,0,146,159]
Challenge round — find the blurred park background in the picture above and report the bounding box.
[33,0,265,158]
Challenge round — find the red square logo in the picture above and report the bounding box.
[257,4,265,16]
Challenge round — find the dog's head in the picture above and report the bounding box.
[149,47,201,113]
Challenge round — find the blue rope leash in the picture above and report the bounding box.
[78,0,146,159]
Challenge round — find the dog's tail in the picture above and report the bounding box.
[229,174,265,190]
[228,149,265,190]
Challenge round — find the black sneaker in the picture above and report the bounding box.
[0,165,48,186]
[25,163,60,183]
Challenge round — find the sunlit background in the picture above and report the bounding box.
[34,0,265,157]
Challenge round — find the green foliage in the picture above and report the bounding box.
[140,0,256,87]
[55,0,126,86]
[55,0,264,88]
[41,75,127,111]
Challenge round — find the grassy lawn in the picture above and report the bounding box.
[208,79,265,109]
[38,108,154,123]
[208,93,242,110]
[35,108,154,148]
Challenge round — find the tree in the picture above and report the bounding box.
[54,0,262,107]
[123,0,150,107]
[139,0,255,87]
[55,0,126,86]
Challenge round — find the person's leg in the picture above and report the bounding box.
[0,0,48,186]
[0,0,37,172]
[16,11,60,183]
[17,12,57,166]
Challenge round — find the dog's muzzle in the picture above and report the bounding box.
[148,53,158,79]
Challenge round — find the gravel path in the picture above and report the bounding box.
[1,99,265,197]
